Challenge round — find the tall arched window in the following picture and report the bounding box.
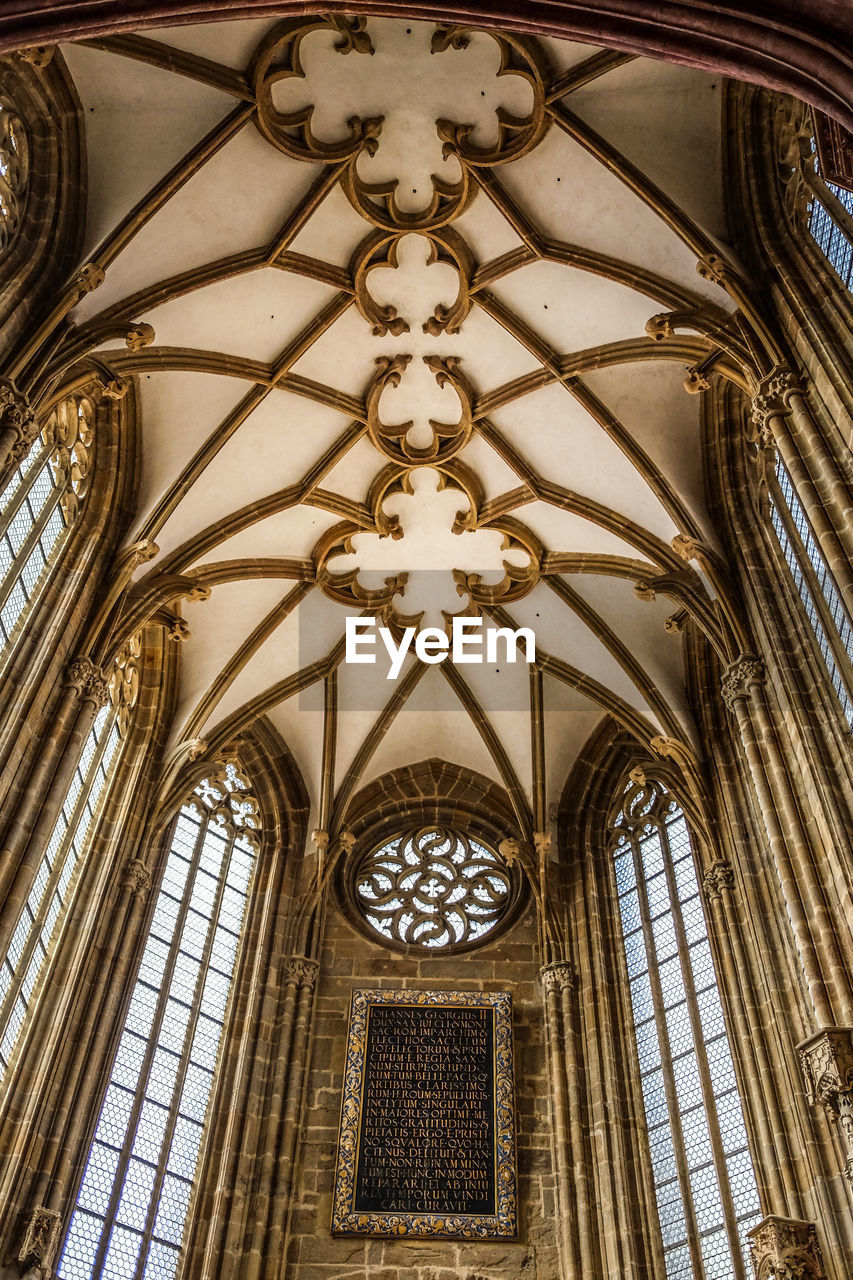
[0,637,139,1078]
[57,761,259,1280]
[806,140,853,290]
[0,393,93,656]
[768,455,853,727]
[610,778,761,1279]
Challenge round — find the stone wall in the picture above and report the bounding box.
[286,897,556,1280]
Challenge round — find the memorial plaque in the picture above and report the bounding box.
[331,989,516,1239]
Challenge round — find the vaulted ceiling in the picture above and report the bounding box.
[60,14,744,835]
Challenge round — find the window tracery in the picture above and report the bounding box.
[0,394,93,656]
[768,456,853,727]
[0,102,28,254]
[353,824,512,950]
[58,761,259,1280]
[610,777,761,1279]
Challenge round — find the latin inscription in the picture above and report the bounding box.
[353,1004,496,1215]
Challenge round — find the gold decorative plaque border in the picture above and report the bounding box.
[331,988,517,1239]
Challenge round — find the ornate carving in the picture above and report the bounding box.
[540,960,577,994]
[750,366,803,446]
[683,367,710,394]
[720,655,765,712]
[195,759,261,851]
[702,859,734,903]
[747,1216,824,1280]
[99,377,128,400]
[65,656,110,707]
[125,321,155,351]
[109,633,141,738]
[0,103,29,254]
[15,46,55,69]
[167,616,191,643]
[671,534,696,561]
[696,253,728,287]
[0,379,37,469]
[251,18,550,233]
[285,955,320,990]
[498,836,520,866]
[798,1027,853,1183]
[75,263,105,294]
[124,857,151,899]
[774,96,817,230]
[533,831,551,858]
[645,313,675,341]
[311,828,330,854]
[17,1204,61,1278]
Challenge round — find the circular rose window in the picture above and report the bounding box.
[353,824,513,950]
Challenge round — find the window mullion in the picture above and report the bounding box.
[129,824,236,1280]
[659,821,747,1280]
[629,825,708,1280]
[0,442,52,543]
[0,483,64,617]
[86,810,212,1280]
[0,712,116,1063]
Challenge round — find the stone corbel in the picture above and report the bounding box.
[65,656,110,708]
[747,1215,824,1280]
[17,1205,61,1280]
[798,1026,853,1183]
[720,654,765,714]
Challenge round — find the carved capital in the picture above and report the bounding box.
[18,1205,61,1277]
[720,655,765,712]
[798,1027,853,1179]
[285,956,320,991]
[533,831,551,858]
[702,859,734,903]
[747,1216,824,1280]
[750,366,803,443]
[540,961,577,995]
[0,379,38,465]
[65,656,110,707]
[124,857,151,899]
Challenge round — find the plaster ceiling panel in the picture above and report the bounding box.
[354,666,503,793]
[569,60,728,243]
[457,433,525,500]
[74,130,321,321]
[453,188,526,265]
[288,185,376,268]
[172,577,289,735]
[499,126,723,307]
[537,39,606,74]
[141,270,336,364]
[542,685,607,808]
[265,700,324,819]
[486,261,660,355]
[581,362,716,544]
[321,435,386,502]
[146,18,281,68]
[564,573,691,719]
[174,504,340,568]
[61,43,235,259]
[333,654,426,787]
[516,502,658,563]
[160,391,359,541]
[203,604,311,734]
[489,383,679,545]
[132,372,250,535]
[506,584,665,728]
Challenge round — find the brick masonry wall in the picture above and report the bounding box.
[286,897,557,1280]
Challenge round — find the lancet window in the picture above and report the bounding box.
[610,778,761,1279]
[807,145,853,289]
[0,639,139,1079]
[57,761,259,1280]
[0,394,93,656]
[769,456,853,726]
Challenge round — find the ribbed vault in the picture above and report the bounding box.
[50,14,759,835]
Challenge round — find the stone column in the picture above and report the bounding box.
[540,960,588,1280]
[747,1215,825,1280]
[750,367,853,617]
[0,656,109,961]
[798,1028,853,1185]
[721,656,853,1026]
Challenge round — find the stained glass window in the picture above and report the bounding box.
[58,762,259,1280]
[611,778,761,1279]
[0,395,93,656]
[808,144,853,290]
[769,456,853,727]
